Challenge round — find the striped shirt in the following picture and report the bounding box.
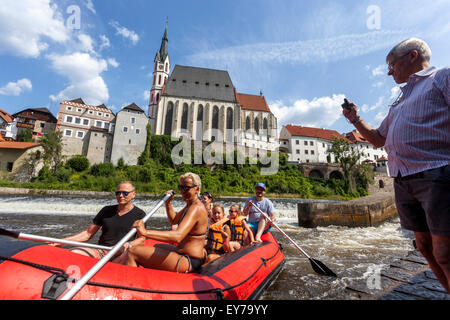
[377,66,450,178]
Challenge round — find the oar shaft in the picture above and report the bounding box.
[18,233,112,251]
[250,202,311,259]
[60,194,171,300]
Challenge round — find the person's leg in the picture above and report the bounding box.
[431,234,450,292]
[414,232,449,292]
[126,243,186,271]
[69,247,99,258]
[254,218,267,242]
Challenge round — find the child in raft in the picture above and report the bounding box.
[224,204,255,253]
[204,204,231,264]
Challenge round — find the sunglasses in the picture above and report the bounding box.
[178,184,197,192]
[115,191,131,197]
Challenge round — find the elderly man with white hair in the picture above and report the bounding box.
[343,38,450,293]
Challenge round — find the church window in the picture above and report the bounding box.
[153,75,156,85]
[254,118,260,135]
[212,106,219,129]
[181,103,188,130]
[246,116,251,131]
[226,108,233,129]
[197,105,203,121]
[164,102,174,136]
[165,63,168,72]
[158,75,162,85]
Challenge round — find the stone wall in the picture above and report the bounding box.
[298,192,397,228]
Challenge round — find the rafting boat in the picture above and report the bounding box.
[0,232,284,300]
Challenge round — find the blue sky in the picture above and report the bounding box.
[0,0,449,134]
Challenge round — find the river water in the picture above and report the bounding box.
[0,194,415,300]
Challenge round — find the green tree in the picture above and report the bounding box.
[67,155,90,172]
[329,138,361,194]
[40,130,64,173]
[17,129,33,142]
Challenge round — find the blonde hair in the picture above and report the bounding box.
[230,204,241,213]
[179,172,202,192]
[213,204,225,214]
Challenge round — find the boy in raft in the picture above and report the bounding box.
[204,204,231,263]
[224,204,255,252]
[243,182,276,243]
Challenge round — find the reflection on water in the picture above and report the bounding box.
[0,195,414,300]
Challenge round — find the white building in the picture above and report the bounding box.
[0,108,17,140]
[111,103,148,165]
[345,130,388,164]
[56,98,115,164]
[279,125,349,163]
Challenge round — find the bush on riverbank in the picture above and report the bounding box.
[0,135,371,199]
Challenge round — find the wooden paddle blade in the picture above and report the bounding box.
[0,228,19,238]
[309,258,337,277]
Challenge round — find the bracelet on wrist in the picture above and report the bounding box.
[350,115,361,124]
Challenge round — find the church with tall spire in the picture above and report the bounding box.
[148,22,278,152]
[148,21,170,129]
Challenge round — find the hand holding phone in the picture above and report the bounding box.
[341,98,352,110]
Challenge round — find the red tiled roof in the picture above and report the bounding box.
[345,130,369,143]
[0,108,14,123]
[377,156,388,162]
[284,124,349,142]
[236,93,272,113]
[0,141,40,150]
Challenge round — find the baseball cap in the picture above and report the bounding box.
[255,182,266,190]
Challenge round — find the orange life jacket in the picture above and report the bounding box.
[205,217,229,254]
[229,215,246,245]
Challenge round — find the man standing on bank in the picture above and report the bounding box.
[342,38,450,293]
[60,181,146,260]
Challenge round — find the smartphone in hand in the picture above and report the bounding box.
[341,98,353,110]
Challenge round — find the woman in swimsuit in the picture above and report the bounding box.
[125,172,208,273]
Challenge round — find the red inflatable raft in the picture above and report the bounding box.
[0,232,284,300]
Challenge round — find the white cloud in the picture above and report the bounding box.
[188,30,411,67]
[0,78,32,96]
[77,34,95,54]
[99,35,110,51]
[0,0,69,58]
[84,0,96,14]
[107,58,119,68]
[270,94,345,128]
[372,65,386,77]
[48,52,109,106]
[361,96,384,113]
[143,90,150,101]
[390,86,401,100]
[109,21,139,45]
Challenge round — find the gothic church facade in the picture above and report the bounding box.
[148,26,278,152]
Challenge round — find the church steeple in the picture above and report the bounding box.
[148,21,170,131]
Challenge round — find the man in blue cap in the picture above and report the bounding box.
[243,182,276,242]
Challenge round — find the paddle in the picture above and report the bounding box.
[60,192,173,300]
[0,228,112,251]
[250,202,337,277]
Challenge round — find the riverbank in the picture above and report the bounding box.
[0,186,344,201]
[346,249,450,300]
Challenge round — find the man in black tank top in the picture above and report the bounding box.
[59,181,145,260]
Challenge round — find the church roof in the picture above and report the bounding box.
[163,65,237,103]
[236,93,272,113]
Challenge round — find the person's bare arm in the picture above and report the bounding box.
[343,100,386,148]
[63,224,101,243]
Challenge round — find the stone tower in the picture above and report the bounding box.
[148,22,170,131]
